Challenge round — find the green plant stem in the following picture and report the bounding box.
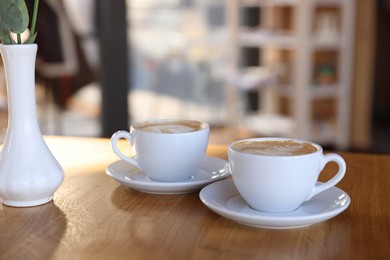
[31,0,40,35]
[17,33,21,44]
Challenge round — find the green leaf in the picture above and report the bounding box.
[0,0,29,44]
[0,31,12,44]
[24,31,37,44]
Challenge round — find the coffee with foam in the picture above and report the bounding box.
[135,120,204,134]
[232,140,317,156]
[228,138,346,212]
[112,119,210,181]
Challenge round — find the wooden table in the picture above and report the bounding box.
[0,136,389,259]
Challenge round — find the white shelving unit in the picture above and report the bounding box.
[227,0,355,149]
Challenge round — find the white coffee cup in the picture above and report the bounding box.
[228,137,346,213]
[111,119,209,182]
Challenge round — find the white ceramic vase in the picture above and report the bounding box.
[0,44,64,207]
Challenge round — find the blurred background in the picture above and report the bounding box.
[0,0,388,153]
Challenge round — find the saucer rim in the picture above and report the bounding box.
[199,178,350,229]
[106,156,230,194]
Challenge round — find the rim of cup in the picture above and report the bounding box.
[130,118,210,135]
[228,137,323,158]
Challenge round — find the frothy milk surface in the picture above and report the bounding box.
[233,140,317,156]
[136,121,202,134]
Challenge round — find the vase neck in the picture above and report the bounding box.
[0,44,39,124]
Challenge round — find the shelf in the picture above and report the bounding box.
[239,29,296,49]
[239,0,297,7]
[228,0,355,149]
[239,32,343,50]
[238,0,342,8]
[312,0,344,7]
[278,84,338,99]
[311,84,338,98]
[311,37,342,50]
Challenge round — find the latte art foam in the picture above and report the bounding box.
[233,140,317,156]
[136,121,202,134]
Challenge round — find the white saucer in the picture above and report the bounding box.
[199,179,350,229]
[106,156,230,194]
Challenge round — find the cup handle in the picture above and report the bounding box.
[111,130,140,168]
[307,153,346,200]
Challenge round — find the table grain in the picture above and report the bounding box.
[0,136,389,259]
